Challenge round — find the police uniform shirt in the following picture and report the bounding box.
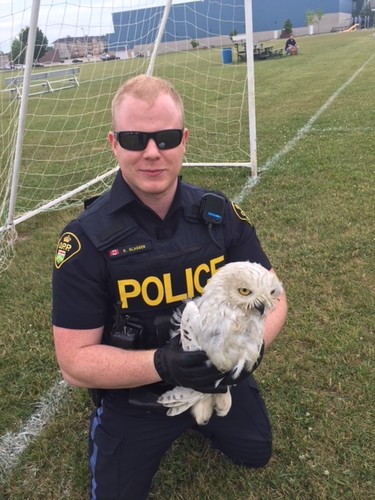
[52,170,271,332]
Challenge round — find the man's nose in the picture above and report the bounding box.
[143,138,161,156]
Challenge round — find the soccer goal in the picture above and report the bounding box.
[0,0,256,272]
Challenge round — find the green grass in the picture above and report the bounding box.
[1,30,375,498]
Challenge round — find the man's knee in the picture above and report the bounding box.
[212,433,272,469]
[227,441,272,469]
[237,439,272,468]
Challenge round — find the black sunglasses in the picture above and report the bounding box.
[114,129,183,151]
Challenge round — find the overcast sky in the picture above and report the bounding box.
[0,0,189,53]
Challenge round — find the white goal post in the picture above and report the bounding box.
[0,0,256,273]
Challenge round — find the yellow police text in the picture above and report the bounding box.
[117,255,224,309]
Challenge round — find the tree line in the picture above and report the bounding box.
[10,27,48,65]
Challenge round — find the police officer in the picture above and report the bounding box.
[52,75,287,499]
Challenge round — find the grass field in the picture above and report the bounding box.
[1,30,374,498]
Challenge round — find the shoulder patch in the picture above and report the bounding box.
[55,232,81,269]
[231,202,253,226]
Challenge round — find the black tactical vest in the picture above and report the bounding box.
[77,185,227,348]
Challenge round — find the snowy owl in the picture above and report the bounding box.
[157,261,283,425]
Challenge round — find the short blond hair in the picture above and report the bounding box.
[111,74,184,128]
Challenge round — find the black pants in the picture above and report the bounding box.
[88,376,272,500]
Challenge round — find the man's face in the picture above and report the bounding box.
[108,94,188,203]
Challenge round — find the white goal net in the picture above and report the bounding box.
[0,0,255,272]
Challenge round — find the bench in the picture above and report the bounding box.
[5,67,80,98]
[231,35,284,63]
[270,48,284,58]
[236,47,247,62]
[232,34,247,62]
[254,44,284,61]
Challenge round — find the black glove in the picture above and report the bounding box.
[218,342,265,387]
[154,335,227,393]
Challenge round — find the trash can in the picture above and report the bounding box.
[221,48,232,64]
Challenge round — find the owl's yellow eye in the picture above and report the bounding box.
[238,288,251,296]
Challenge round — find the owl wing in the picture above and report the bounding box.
[179,300,202,351]
[157,300,208,415]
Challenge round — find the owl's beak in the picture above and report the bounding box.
[255,303,265,316]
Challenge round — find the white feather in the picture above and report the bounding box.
[157,261,283,425]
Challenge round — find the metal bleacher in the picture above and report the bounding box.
[5,67,80,98]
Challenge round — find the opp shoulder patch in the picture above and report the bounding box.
[55,232,81,269]
[231,202,253,226]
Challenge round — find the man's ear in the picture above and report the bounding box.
[182,127,189,145]
[108,131,118,156]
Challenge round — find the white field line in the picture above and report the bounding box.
[234,52,375,205]
[0,52,374,481]
[0,379,69,479]
[311,126,375,133]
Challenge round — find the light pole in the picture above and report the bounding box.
[81,27,88,61]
